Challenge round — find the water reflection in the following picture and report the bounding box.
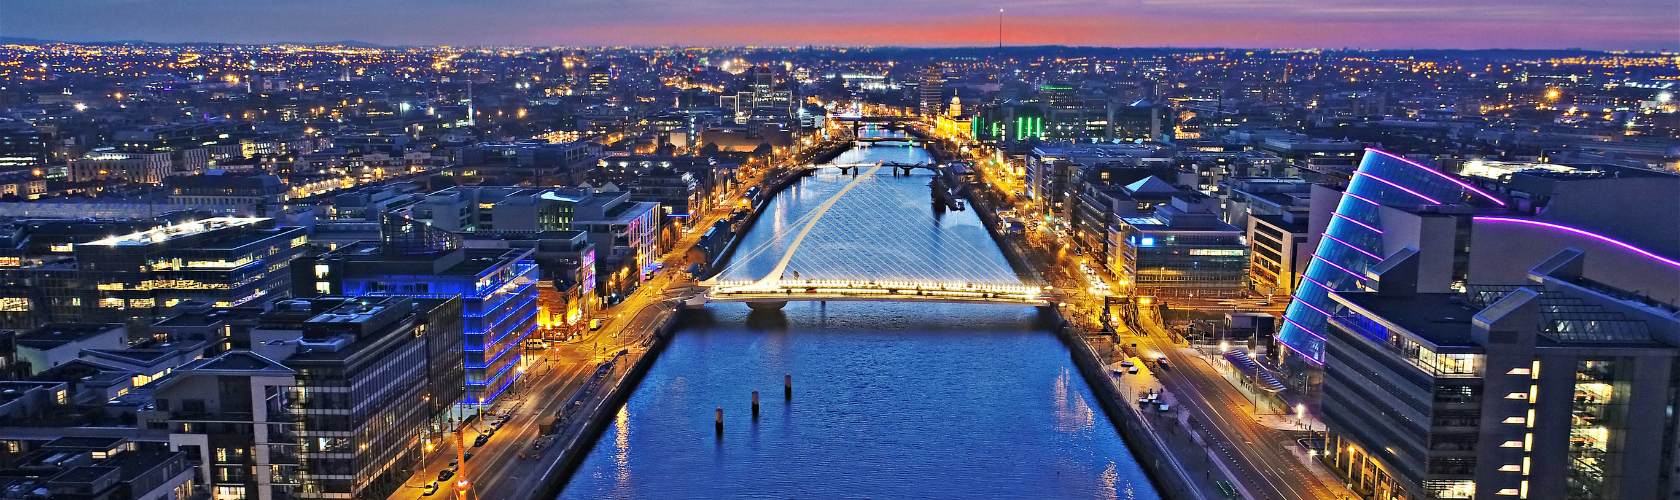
[559,140,1159,499]
[1053,366,1098,433]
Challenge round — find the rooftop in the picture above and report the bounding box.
[79,217,267,247]
[1334,292,1479,348]
[14,324,124,350]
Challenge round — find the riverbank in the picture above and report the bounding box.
[530,306,681,498]
[964,168,1206,499]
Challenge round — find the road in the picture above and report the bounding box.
[1128,309,1336,499]
[389,139,835,499]
[939,128,1345,500]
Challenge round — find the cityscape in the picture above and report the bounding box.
[0,2,1676,499]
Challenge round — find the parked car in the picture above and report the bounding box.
[437,469,454,483]
[423,482,440,496]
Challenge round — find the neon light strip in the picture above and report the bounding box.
[1276,336,1324,365]
[1332,212,1384,234]
[1283,316,1327,341]
[1291,294,1335,318]
[1337,191,1377,207]
[1367,148,1506,207]
[1475,217,1680,269]
[1312,254,1367,281]
[1322,232,1383,260]
[1354,171,1443,205]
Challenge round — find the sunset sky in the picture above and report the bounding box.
[4,0,1676,50]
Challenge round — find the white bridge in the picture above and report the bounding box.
[698,162,1048,308]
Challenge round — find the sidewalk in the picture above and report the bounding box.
[1091,339,1249,500]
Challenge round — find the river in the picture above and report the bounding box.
[559,134,1161,499]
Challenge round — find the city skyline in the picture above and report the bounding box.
[0,5,1676,497]
[4,0,1677,51]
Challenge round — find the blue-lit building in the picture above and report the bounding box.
[1279,149,1508,366]
[298,221,538,412]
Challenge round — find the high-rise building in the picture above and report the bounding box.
[919,68,946,117]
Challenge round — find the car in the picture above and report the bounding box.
[463,452,474,462]
[422,482,440,496]
[1157,403,1172,413]
[1119,360,1135,368]
[1127,366,1139,374]
[473,434,490,447]
[437,469,454,483]
[447,458,459,468]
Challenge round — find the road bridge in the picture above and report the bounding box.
[698,163,1044,309]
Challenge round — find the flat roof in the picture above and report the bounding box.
[79,217,267,247]
[1333,292,1478,348]
[14,324,123,350]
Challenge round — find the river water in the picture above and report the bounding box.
[560,137,1161,499]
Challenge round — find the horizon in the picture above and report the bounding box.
[5,36,1675,54]
[4,0,1677,51]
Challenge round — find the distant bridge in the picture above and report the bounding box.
[854,136,923,145]
[698,163,1045,309]
[830,115,919,122]
[826,161,939,175]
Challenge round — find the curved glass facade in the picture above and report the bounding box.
[1278,149,1503,364]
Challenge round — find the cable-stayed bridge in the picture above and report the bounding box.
[698,163,1046,309]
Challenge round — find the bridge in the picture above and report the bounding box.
[698,163,1047,309]
[827,161,938,175]
[855,136,923,145]
[830,114,918,122]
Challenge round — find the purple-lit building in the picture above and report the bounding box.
[1288,153,1680,499]
[1278,149,1511,367]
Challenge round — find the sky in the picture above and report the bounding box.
[2,0,1676,51]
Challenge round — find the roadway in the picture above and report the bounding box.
[1127,309,1338,499]
[390,138,833,499]
[942,127,1345,500]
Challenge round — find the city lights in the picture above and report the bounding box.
[0,8,1670,500]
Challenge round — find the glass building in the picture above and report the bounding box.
[1278,149,1506,364]
[305,240,538,410]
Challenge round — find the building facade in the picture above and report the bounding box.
[1279,149,1506,365]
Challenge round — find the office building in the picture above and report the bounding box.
[1321,241,1680,499]
[1110,194,1249,296]
[145,296,464,499]
[68,152,172,185]
[164,172,287,217]
[302,226,537,407]
[75,217,307,327]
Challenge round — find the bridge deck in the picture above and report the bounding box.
[705,279,1047,306]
